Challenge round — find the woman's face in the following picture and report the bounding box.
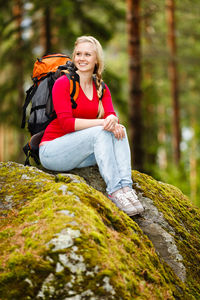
[74,42,97,74]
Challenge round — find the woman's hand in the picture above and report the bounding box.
[113,124,125,140]
[103,114,118,131]
[103,115,125,140]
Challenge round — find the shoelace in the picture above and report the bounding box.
[131,190,138,197]
[117,194,130,206]
[125,191,138,203]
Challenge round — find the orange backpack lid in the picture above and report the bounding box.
[32,54,71,81]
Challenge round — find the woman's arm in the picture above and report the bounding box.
[75,118,104,131]
[75,117,125,140]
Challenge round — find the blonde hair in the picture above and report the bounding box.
[72,36,105,118]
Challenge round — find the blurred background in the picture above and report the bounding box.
[1,0,200,207]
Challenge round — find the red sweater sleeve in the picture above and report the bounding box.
[102,84,117,119]
[52,75,75,133]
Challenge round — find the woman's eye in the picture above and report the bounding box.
[86,53,91,56]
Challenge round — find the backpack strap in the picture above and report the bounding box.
[21,84,38,129]
[61,70,80,109]
[46,74,57,118]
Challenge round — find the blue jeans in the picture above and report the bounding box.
[39,126,133,194]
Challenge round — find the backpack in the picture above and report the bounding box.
[21,53,106,166]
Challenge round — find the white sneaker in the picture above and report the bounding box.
[124,190,144,214]
[108,191,138,216]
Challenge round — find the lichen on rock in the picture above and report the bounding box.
[0,161,200,299]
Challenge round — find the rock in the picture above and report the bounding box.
[0,161,200,299]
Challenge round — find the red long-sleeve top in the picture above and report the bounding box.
[41,75,117,142]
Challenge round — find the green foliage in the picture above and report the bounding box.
[154,163,191,198]
[138,0,200,206]
[0,0,125,128]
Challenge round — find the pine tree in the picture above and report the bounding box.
[126,0,143,171]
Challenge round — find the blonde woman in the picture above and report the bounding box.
[39,36,144,217]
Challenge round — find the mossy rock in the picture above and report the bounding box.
[0,161,200,299]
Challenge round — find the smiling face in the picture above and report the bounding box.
[73,42,97,74]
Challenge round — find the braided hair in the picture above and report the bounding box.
[72,36,105,118]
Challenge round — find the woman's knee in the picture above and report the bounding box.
[90,125,104,134]
[87,125,105,140]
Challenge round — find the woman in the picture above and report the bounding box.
[39,36,144,217]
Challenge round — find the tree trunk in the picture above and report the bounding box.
[157,104,167,170]
[13,0,25,162]
[143,15,158,171]
[166,0,181,164]
[126,0,143,171]
[41,7,52,55]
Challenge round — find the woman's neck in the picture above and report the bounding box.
[77,71,93,88]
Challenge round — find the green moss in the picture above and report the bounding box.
[0,228,15,239]
[0,162,199,299]
[55,173,86,184]
[0,252,53,299]
[89,231,107,247]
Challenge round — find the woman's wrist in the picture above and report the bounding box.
[99,119,104,125]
